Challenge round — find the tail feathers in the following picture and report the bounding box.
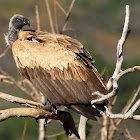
[70,104,102,120]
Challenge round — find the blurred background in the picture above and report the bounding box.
[0,0,139,140]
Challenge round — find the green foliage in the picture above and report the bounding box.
[0,118,38,140]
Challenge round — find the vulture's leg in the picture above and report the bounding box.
[43,99,57,115]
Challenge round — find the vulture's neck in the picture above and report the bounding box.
[5,25,19,47]
[8,26,19,45]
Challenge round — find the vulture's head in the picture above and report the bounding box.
[5,14,30,46]
[9,14,30,30]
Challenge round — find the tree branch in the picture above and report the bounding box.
[104,98,140,120]
[60,0,75,33]
[0,108,53,122]
[0,46,10,59]
[78,116,88,140]
[45,0,55,33]
[0,92,44,109]
[107,5,130,90]
[0,67,41,101]
[35,5,41,31]
[0,91,80,139]
[108,85,140,140]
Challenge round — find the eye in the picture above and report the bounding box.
[16,18,21,22]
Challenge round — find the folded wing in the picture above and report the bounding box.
[12,31,108,119]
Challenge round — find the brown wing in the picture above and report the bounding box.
[12,30,108,106]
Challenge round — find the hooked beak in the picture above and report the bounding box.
[23,18,30,26]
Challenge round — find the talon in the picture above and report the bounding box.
[44,119,48,126]
[35,118,39,123]
[43,100,57,115]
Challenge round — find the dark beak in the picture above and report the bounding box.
[23,18,30,26]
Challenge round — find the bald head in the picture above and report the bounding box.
[9,14,30,30]
[5,14,30,46]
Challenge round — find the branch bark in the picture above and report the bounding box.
[78,116,88,140]
[35,5,41,31]
[0,91,80,140]
[107,5,130,90]
[45,0,55,33]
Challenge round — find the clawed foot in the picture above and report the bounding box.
[43,100,57,115]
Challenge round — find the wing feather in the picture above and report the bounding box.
[12,30,108,106]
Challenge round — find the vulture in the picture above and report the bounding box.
[5,14,108,120]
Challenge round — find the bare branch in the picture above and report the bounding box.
[46,131,65,138]
[91,80,118,104]
[38,119,47,140]
[123,121,136,140]
[55,0,67,15]
[0,108,80,140]
[120,85,140,115]
[0,46,10,59]
[61,0,75,33]
[116,66,140,80]
[91,6,135,105]
[53,0,59,33]
[22,79,41,102]
[65,0,75,18]
[108,86,140,140]
[0,108,52,122]
[35,5,41,31]
[91,6,140,140]
[92,66,140,104]
[0,92,44,109]
[78,116,88,140]
[105,99,140,120]
[107,5,130,90]
[21,121,27,140]
[38,95,47,140]
[0,67,38,101]
[45,0,55,33]
[0,91,80,139]
[101,114,108,140]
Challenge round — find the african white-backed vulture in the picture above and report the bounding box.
[5,14,108,120]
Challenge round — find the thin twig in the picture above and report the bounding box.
[0,67,38,101]
[53,0,59,33]
[38,95,47,140]
[46,131,65,138]
[101,114,108,140]
[0,92,44,109]
[120,85,140,115]
[0,46,10,59]
[21,121,27,140]
[108,86,140,140]
[123,121,136,140]
[22,79,41,102]
[116,66,140,81]
[91,80,118,104]
[104,99,140,120]
[91,66,140,104]
[61,0,75,33]
[35,5,41,31]
[55,0,67,15]
[45,0,55,33]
